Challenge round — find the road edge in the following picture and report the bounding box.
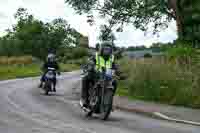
[114,104,200,126]
[70,77,200,127]
[3,72,199,127]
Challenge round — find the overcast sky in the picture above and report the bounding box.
[0,0,178,47]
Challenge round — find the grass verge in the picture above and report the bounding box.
[117,57,200,108]
[0,63,80,81]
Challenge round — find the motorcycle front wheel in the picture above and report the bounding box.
[100,89,114,120]
[85,84,98,117]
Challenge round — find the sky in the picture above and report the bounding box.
[0,0,178,47]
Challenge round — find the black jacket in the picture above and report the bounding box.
[42,61,60,73]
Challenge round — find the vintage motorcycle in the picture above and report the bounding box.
[42,67,57,95]
[81,66,116,120]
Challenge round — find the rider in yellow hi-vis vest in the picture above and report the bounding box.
[80,41,117,108]
[95,52,114,72]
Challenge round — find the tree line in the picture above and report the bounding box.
[125,42,174,52]
[0,8,88,61]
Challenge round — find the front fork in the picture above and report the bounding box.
[100,82,115,113]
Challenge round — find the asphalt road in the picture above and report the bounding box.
[0,71,199,133]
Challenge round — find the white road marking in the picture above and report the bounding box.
[154,112,200,126]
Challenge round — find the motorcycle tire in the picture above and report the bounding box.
[43,82,50,95]
[45,89,49,95]
[100,89,113,120]
[86,110,93,117]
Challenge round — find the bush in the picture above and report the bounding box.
[166,45,195,65]
[59,47,89,63]
[144,53,152,58]
[71,47,89,59]
[118,57,200,108]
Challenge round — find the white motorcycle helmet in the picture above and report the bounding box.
[47,53,55,63]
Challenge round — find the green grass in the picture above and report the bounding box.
[0,63,80,81]
[60,63,80,72]
[116,80,129,97]
[117,57,200,108]
[0,64,41,80]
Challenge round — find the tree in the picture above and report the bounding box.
[0,8,86,60]
[98,24,116,49]
[176,0,200,47]
[14,8,29,21]
[150,42,174,52]
[144,53,152,58]
[99,24,112,41]
[65,0,200,47]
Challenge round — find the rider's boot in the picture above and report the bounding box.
[53,79,56,92]
[80,97,88,108]
[38,82,43,88]
[53,85,56,92]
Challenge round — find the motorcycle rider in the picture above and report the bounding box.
[39,53,60,92]
[80,41,118,108]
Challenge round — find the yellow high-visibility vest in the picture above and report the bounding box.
[95,52,114,72]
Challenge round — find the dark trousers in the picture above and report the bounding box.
[81,73,93,101]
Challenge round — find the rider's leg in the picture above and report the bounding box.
[112,80,117,95]
[112,80,117,111]
[39,74,45,88]
[53,77,57,92]
[80,75,90,107]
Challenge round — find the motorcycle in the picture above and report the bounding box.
[81,67,116,120]
[42,67,57,95]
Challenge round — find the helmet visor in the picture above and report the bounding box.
[103,47,112,55]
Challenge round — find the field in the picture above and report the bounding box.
[0,56,80,80]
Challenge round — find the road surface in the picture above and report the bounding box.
[0,71,199,133]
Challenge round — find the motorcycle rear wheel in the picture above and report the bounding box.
[43,82,51,95]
